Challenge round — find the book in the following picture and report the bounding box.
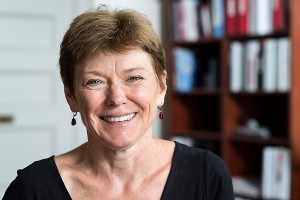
[200,2,213,38]
[244,40,260,92]
[203,57,218,89]
[172,0,200,42]
[277,37,290,92]
[278,147,291,199]
[261,146,291,200]
[256,0,273,35]
[225,0,238,35]
[196,2,204,39]
[262,38,277,92]
[248,0,257,35]
[211,0,225,38]
[283,0,290,31]
[171,1,181,41]
[229,41,243,92]
[238,0,249,35]
[173,47,197,92]
[262,146,274,199]
[181,0,200,41]
[273,0,285,32]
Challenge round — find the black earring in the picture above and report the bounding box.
[71,112,77,126]
[158,106,164,120]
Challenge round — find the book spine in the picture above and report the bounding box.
[173,47,197,92]
[262,146,291,199]
[262,39,277,92]
[182,0,200,41]
[212,0,225,38]
[229,41,243,92]
[245,40,260,92]
[273,0,284,31]
[256,0,273,35]
[238,0,249,35]
[248,0,257,34]
[226,0,238,35]
[277,37,290,92]
[200,2,213,38]
[262,147,274,199]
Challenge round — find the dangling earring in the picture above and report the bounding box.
[158,106,164,120]
[71,112,77,126]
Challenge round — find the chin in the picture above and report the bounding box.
[111,131,152,151]
[101,136,141,151]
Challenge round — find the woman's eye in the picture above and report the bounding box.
[84,79,102,89]
[127,76,143,82]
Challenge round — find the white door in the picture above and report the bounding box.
[0,0,90,196]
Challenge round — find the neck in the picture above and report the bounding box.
[80,132,157,183]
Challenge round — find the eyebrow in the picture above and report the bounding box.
[123,67,147,73]
[83,70,105,76]
[84,67,147,75]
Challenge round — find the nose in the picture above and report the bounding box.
[105,82,127,106]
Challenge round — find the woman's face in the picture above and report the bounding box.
[65,48,166,150]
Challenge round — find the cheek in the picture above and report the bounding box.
[77,92,103,129]
[77,91,102,115]
[131,85,160,107]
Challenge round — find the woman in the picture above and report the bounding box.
[3,6,234,200]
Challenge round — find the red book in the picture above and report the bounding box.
[238,0,249,35]
[273,0,284,31]
[226,0,238,35]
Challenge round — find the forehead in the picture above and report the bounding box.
[80,48,154,72]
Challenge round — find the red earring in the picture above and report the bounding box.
[158,106,164,120]
[71,112,77,126]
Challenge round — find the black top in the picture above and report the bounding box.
[3,142,234,200]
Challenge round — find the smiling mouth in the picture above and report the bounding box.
[101,113,136,122]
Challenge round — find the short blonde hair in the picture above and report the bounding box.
[59,6,166,95]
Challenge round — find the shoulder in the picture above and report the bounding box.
[174,141,221,165]
[171,142,226,177]
[173,142,234,199]
[19,156,57,180]
[3,156,73,199]
[174,141,231,179]
[13,156,56,186]
[2,156,58,199]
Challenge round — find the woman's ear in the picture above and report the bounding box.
[161,70,168,93]
[158,70,167,106]
[64,86,79,112]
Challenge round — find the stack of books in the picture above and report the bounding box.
[172,0,225,41]
[229,37,290,93]
[226,0,289,36]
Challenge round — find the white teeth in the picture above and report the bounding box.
[103,113,135,122]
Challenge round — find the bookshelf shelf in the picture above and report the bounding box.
[174,38,222,46]
[163,0,300,199]
[229,92,289,96]
[228,31,289,41]
[173,130,221,140]
[230,136,290,146]
[174,89,221,96]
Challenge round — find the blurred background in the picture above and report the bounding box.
[1,0,299,199]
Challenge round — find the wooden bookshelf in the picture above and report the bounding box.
[162,0,300,199]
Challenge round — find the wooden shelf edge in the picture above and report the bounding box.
[229,135,290,146]
[172,88,221,96]
[170,130,221,141]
